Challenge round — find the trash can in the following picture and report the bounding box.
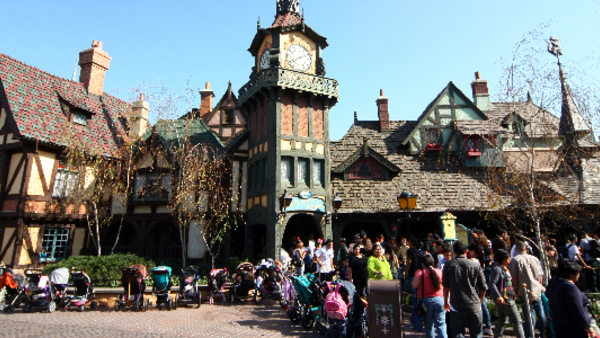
[367,279,403,338]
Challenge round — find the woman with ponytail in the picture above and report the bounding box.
[411,253,447,338]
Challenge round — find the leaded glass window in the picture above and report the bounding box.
[313,159,324,186]
[281,157,292,186]
[134,173,171,201]
[73,111,88,125]
[41,228,70,262]
[298,158,309,184]
[348,158,385,180]
[52,161,79,197]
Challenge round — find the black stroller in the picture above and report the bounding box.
[114,264,149,312]
[23,269,63,313]
[63,270,97,312]
[0,268,26,312]
[177,266,201,308]
[229,262,256,303]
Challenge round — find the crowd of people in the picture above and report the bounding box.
[283,227,600,338]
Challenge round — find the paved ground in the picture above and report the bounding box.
[2,299,516,338]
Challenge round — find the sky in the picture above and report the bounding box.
[2,0,600,140]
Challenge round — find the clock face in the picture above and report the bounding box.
[286,44,312,72]
[260,49,270,70]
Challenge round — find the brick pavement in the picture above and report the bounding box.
[1,300,518,338]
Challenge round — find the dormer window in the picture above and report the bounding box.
[349,158,385,180]
[465,135,482,158]
[424,128,443,151]
[73,111,88,125]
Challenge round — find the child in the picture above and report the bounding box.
[437,246,452,271]
[337,257,351,281]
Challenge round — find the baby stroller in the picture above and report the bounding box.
[321,280,368,338]
[23,269,61,313]
[208,267,228,304]
[290,273,326,330]
[229,262,256,303]
[254,259,283,305]
[63,270,97,312]
[114,264,149,312]
[151,266,175,310]
[48,268,70,305]
[177,266,201,308]
[0,268,26,312]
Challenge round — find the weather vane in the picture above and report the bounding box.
[277,0,300,14]
[546,36,563,58]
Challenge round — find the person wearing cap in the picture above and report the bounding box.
[489,249,525,338]
[368,243,392,280]
[337,238,349,267]
[315,239,335,281]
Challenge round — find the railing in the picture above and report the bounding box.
[238,68,339,103]
[101,246,138,255]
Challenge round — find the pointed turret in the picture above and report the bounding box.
[558,64,591,137]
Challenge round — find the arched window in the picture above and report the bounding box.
[348,158,385,179]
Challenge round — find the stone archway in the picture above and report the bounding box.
[145,221,181,259]
[282,213,323,253]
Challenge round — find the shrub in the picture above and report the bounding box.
[43,254,157,287]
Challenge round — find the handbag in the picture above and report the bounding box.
[416,269,428,316]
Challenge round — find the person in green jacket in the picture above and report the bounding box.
[368,243,393,280]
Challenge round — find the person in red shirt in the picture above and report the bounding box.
[412,254,447,338]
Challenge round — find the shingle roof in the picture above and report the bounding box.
[492,102,559,138]
[270,12,302,28]
[0,53,130,157]
[330,120,497,213]
[453,120,504,135]
[148,119,224,151]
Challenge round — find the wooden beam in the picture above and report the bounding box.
[0,230,16,262]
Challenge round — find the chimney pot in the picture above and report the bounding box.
[376,89,389,132]
[475,71,481,80]
[199,82,215,119]
[78,40,111,97]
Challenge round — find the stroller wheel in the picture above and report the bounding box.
[144,298,149,312]
[7,305,15,313]
[290,309,302,323]
[23,303,32,313]
[301,314,314,330]
[79,305,85,312]
[63,304,70,312]
[167,298,173,311]
[47,301,57,313]
[114,301,121,312]
[197,293,202,308]
[253,288,263,305]
[229,289,236,303]
[173,296,178,310]
[91,301,97,310]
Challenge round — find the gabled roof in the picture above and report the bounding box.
[401,82,487,145]
[333,138,401,174]
[491,102,560,139]
[146,118,224,152]
[0,53,130,157]
[203,81,242,125]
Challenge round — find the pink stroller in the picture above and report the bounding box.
[208,268,227,305]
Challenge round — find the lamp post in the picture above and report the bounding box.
[397,191,418,235]
[326,191,344,224]
[276,189,293,224]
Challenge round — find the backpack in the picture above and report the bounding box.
[589,240,600,258]
[560,243,573,260]
[292,250,304,267]
[324,284,348,320]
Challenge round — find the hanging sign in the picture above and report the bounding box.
[440,212,457,241]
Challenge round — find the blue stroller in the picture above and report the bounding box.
[151,266,175,310]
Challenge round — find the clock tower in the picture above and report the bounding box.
[238,0,339,260]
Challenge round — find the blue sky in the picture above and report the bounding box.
[2,0,599,140]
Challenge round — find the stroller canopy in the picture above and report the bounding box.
[128,264,147,278]
[152,266,172,291]
[0,271,17,289]
[49,268,70,285]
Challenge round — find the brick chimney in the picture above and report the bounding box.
[199,82,215,118]
[377,89,389,132]
[471,71,491,111]
[129,93,149,138]
[78,40,111,97]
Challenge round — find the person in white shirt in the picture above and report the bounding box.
[315,239,335,281]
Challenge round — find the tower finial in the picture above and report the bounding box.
[257,17,261,30]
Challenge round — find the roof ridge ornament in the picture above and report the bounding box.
[277,0,300,15]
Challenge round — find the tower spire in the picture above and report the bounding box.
[547,37,592,138]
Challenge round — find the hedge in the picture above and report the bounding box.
[43,254,157,287]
